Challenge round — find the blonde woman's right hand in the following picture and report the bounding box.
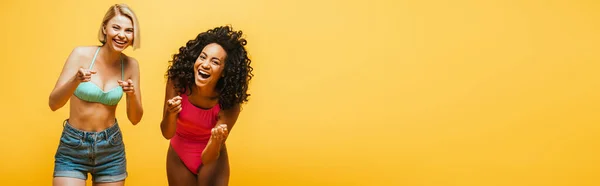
[76,68,96,82]
[167,96,183,114]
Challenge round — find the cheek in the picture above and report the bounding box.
[193,61,200,70]
[214,66,225,76]
[105,31,114,38]
[107,29,118,36]
[127,33,134,41]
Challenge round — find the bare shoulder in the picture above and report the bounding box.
[221,104,241,116]
[72,46,99,57]
[68,46,100,66]
[122,54,139,69]
[121,54,140,80]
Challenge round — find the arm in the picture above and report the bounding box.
[121,58,143,125]
[48,47,87,111]
[202,104,241,165]
[160,79,181,139]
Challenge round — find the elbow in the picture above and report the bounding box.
[161,131,174,140]
[128,112,143,125]
[128,117,141,125]
[130,119,141,125]
[161,126,174,139]
[49,104,59,111]
[129,117,142,125]
[160,119,176,139]
[48,98,60,111]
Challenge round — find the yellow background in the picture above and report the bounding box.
[1,0,599,185]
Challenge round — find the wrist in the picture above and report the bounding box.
[209,136,223,144]
[71,75,81,84]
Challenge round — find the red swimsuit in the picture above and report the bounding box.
[170,94,220,174]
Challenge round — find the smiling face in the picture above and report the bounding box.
[102,15,134,52]
[194,43,227,90]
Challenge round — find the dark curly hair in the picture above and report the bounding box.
[167,25,253,110]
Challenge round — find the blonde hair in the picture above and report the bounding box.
[98,4,141,50]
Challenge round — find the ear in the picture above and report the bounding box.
[102,25,106,35]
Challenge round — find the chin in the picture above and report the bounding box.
[194,80,208,88]
[111,44,129,52]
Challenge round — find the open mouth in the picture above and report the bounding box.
[113,39,127,45]
[198,70,211,79]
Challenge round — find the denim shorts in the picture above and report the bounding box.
[53,119,127,182]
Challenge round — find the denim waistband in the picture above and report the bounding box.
[62,119,120,141]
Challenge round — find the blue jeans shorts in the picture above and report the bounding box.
[53,119,127,182]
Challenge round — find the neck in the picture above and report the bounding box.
[192,86,219,100]
[99,45,122,65]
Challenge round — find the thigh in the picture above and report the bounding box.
[53,177,86,186]
[197,146,230,186]
[212,146,230,186]
[93,130,127,183]
[167,145,196,186]
[54,128,90,182]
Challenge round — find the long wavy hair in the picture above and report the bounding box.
[167,26,253,110]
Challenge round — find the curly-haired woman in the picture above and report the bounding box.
[160,25,253,186]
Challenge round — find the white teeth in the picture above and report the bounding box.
[199,71,209,75]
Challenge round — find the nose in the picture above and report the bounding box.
[117,31,125,38]
[201,60,210,69]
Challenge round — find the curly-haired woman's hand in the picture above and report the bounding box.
[166,96,182,114]
[211,124,228,143]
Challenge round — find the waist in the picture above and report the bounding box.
[69,97,118,130]
[174,129,210,143]
[67,116,118,131]
[62,119,120,140]
[174,119,214,142]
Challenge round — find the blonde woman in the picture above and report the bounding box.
[49,4,143,186]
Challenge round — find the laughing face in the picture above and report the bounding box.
[103,14,134,52]
[194,43,227,89]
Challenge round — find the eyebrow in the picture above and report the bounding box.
[201,52,222,62]
[111,24,133,29]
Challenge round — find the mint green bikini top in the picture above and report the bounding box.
[73,47,124,106]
